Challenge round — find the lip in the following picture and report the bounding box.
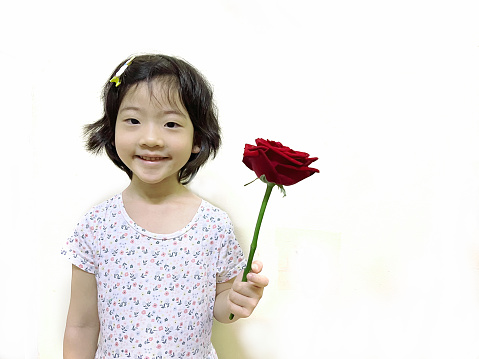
[136,155,169,162]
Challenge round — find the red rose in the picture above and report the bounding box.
[243,138,319,186]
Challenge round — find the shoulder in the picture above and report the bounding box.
[197,200,236,234]
[77,194,122,226]
[199,200,231,220]
[91,194,121,212]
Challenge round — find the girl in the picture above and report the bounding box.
[62,54,269,359]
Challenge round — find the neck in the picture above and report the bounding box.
[124,175,189,204]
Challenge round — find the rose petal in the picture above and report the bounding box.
[243,138,319,186]
[243,150,280,184]
[274,163,320,186]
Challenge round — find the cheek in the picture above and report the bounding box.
[113,131,132,158]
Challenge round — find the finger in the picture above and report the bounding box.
[229,287,257,306]
[232,277,264,297]
[233,282,267,303]
[228,289,259,318]
[228,299,253,319]
[247,272,269,288]
[251,260,263,274]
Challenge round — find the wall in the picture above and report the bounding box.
[1,0,479,358]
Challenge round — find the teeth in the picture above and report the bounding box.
[140,156,164,161]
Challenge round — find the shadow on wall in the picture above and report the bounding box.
[212,321,249,359]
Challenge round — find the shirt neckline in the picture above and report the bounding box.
[118,193,204,240]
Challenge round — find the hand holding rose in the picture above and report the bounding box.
[227,260,269,319]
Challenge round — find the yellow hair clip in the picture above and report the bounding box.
[110,55,136,87]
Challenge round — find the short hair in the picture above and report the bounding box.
[84,54,221,184]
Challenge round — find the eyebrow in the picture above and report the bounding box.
[118,106,141,113]
[118,106,186,116]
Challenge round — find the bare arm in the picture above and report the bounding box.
[214,260,269,323]
[63,265,100,359]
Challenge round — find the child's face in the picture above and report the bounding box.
[114,80,200,186]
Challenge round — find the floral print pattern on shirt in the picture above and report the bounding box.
[62,194,245,359]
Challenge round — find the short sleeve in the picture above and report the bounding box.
[216,216,246,283]
[61,209,100,274]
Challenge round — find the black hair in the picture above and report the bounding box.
[84,54,221,184]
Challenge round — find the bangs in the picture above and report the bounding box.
[121,76,185,114]
[146,76,187,115]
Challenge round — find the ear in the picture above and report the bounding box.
[191,145,201,154]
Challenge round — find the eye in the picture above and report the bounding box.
[165,122,180,128]
[126,118,140,125]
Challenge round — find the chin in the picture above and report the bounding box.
[133,173,180,186]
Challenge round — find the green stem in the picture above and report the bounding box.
[229,181,275,320]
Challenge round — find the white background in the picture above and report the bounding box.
[1,0,479,358]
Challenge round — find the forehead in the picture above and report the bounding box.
[121,77,185,112]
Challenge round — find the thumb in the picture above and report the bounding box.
[250,260,263,274]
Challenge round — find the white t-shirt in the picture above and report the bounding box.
[62,194,245,359]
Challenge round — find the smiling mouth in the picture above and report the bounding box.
[138,155,168,162]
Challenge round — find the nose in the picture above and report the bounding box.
[140,123,165,148]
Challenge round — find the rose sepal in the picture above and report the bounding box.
[245,175,287,197]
